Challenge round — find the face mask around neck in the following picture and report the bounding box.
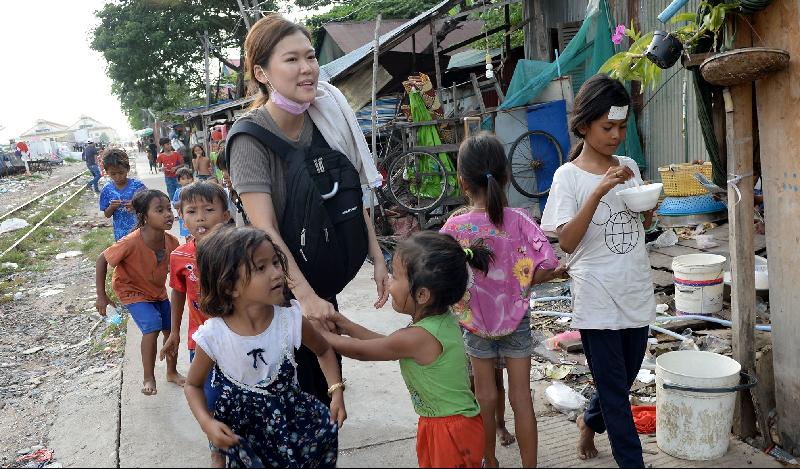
[270,88,311,115]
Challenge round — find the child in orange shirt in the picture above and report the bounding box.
[95,189,182,396]
[160,182,230,467]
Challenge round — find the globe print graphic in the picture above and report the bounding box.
[606,211,640,254]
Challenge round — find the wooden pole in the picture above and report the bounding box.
[204,31,211,107]
[753,0,800,452]
[371,15,382,167]
[725,17,757,438]
[370,15,382,226]
[524,0,548,60]
[430,20,443,106]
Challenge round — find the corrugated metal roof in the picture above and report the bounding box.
[320,0,463,83]
[322,19,484,55]
[447,47,503,69]
[171,96,255,119]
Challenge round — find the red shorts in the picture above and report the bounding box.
[417,414,484,468]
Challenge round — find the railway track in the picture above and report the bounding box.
[0,171,89,259]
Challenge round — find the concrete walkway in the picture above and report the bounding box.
[118,150,782,468]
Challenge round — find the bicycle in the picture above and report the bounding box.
[507,130,564,198]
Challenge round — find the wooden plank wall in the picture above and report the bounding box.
[754,0,800,454]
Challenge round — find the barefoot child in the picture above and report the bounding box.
[191,144,213,181]
[441,133,562,468]
[95,189,182,395]
[99,148,146,241]
[161,182,230,467]
[541,74,656,468]
[321,231,489,468]
[185,226,346,467]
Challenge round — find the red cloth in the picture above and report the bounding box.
[169,239,208,350]
[632,405,656,434]
[416,414,484,468]
[157,151,183,178]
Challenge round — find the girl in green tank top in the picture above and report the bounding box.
[320,231,495,468]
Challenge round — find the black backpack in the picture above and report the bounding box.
[226,120,369,299]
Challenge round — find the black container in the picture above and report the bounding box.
[645,30,684,69]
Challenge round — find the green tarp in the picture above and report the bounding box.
[407,91,459,198]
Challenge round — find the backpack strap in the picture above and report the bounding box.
[225,120,295,161]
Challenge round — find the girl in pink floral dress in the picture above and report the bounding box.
[441,133,563,468]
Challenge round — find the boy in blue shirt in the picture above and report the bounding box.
[171,167,194,240]
[99,149,147,240]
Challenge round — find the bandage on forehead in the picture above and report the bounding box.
[607,105,629,121]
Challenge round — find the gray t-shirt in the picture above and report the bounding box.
[228,106,314,222]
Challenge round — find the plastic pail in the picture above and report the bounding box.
[656,351,757,460]
[672,254,726,315]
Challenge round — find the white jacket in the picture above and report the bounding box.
[308,81,383,190]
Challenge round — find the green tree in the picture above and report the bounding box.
[91,0,267,128]
[302,0,442,45]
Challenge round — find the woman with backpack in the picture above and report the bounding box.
[225,13,389,406]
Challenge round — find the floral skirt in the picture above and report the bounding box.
[211,358,338,468]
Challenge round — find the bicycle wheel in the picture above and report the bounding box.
[386,150,449,214]
[508,130,564,198]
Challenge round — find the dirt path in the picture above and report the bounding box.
[0,162,125,468]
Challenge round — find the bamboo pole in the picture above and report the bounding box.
[370,15,382,226]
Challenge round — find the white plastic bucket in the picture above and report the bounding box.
[672,254,727,315]
[656,351,756,460]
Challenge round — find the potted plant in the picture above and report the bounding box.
[600,1,740,88]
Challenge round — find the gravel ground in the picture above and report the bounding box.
[0,168,124,468]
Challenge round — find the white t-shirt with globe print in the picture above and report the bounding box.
[541,156,656,330]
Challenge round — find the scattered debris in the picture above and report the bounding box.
[545,381,588,414]
[0,218,30,235]
[545,364,574,381]
[38,289,64,298]
[648,229,679,248]
[766,445,798,465]
[544,330,582,352]
[1,262,19,269]
[636,369,656,385]
[55,251,82,260]
[21,347,45,356]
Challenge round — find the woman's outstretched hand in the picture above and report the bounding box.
[373,261,390,309]
[298,290,338,332]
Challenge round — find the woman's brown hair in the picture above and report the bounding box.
[244,13,313,110]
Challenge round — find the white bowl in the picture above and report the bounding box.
[724,255,769,290]
[617,183,663,212]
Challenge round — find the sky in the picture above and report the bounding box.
[0,0,138,144]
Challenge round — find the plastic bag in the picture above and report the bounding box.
[0,218,29,235]
[545,381,588,413]
[647,229,678,248]
[696,234,719,249]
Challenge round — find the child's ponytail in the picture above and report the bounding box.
[396,232,495,315]
[485,172,508,227]
[457,133,509,227]
[568,140,584,161]
[463,237,494,276]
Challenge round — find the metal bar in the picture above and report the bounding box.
[1,183,88,259]
[0,171,87,222]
